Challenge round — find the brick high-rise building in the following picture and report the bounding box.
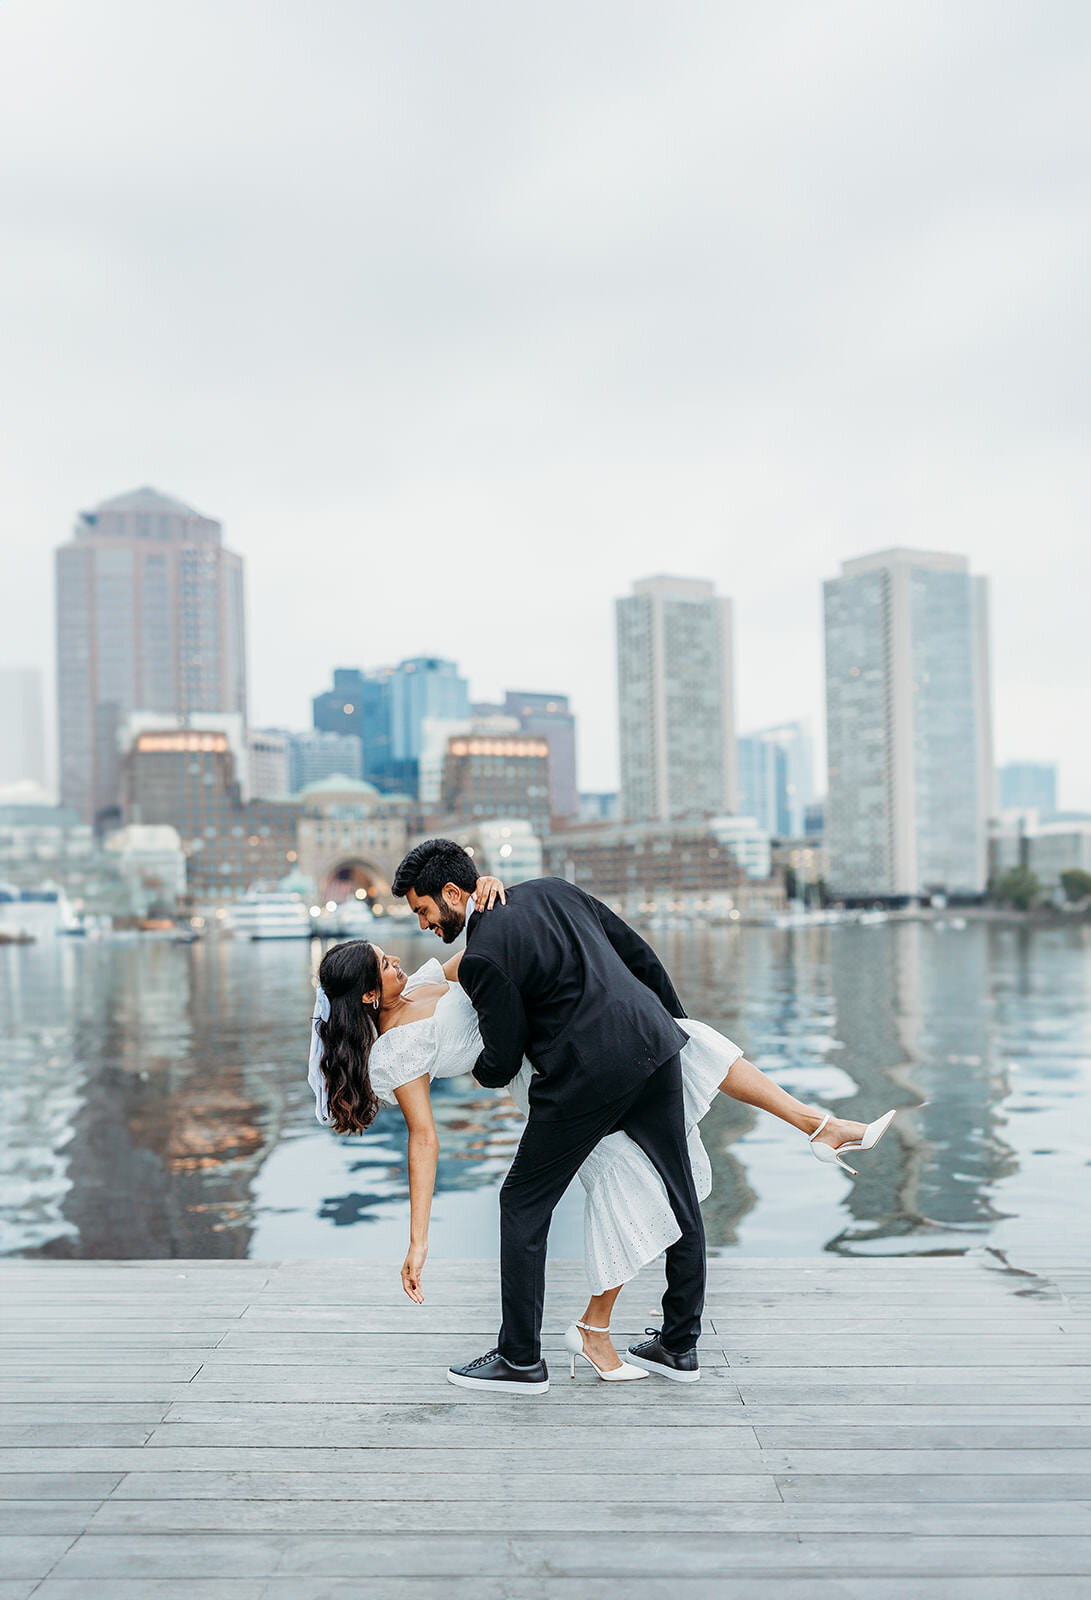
[440,733,552,840]
[55,488,247,826]
[120,716,297,900]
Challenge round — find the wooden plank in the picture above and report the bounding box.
[81,1498,1091,1535]
[41,1530,1091,1578]
[22,1578,1091,1600]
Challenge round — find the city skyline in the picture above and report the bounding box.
[6,479,1083,821]
[2,4,1089,806]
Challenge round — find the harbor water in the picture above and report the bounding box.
[2,920,1089,1269]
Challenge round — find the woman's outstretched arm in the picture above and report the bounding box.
[393,1074,439,1303]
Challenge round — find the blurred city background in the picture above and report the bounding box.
[2,3,1089,1262]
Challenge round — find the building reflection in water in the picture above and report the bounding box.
[1,923,1089,1262]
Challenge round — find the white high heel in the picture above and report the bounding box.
[563,1321,648,1381]
[808,1108,898,1176]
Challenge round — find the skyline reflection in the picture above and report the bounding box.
[2,921,1089,1266]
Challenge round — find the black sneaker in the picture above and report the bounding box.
[626,1328,701,1383]
[447,1347,550,1393]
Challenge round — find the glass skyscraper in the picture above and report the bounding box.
[998,762,1058,818]
[616,576,737,823]
[313,667,395,790]
[823,548,993,900]
[737,721,815,837]
[55,488,246,826]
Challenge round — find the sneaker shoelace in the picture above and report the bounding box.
[464,1348,502,1371]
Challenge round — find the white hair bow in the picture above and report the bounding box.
[307,985,332,1124]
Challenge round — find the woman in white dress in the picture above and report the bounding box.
[308,878,897,1380]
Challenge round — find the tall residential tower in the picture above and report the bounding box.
[616,575,736,823]
[823,547,993,900]
[55,488,247,825]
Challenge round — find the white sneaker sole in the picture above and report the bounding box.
[625,1352,701,1382]
[447,1370,550,1394]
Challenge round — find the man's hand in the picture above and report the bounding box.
[401,1242,428,1304]
[474,876,507,910]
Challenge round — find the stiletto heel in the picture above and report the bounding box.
[808,1108,898,1177]
[563,1321,648,1382]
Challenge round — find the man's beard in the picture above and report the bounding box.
[437,901,466,943]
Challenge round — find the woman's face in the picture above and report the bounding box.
[368,943,407,1009]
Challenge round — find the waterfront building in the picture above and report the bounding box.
[544,818,783,920]
[990,815,1091,897]
[103,824,187,917]
[737,721,815,838]
[1030,822,1091,893]
[616,576,736,823]
[288,729,363,792]
[0,796,95,881]
[501,692,578,819]
[448,818,544,882]
[823,548,993,902]
[294,774,412,906]
[247,729,292,799]
[55,488,247,827]
[770,835,830,893]
[999,761,1057,819]
[706,816,772,880]
[120,717,299,901]
[579,791,620,822]
[439,732,552,841]
[0,669,46,788]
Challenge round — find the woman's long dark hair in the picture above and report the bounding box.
[315,940,383,1134]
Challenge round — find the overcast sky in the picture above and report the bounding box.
[2,0,1088,802]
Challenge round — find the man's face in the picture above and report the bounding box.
[407,885,466,943]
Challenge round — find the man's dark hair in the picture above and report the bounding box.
[392,838,477,900]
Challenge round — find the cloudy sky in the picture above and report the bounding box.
[2,0,1088,801]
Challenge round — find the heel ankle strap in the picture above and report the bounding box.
[576,1320,610,1333]
[808,1112,831,1143]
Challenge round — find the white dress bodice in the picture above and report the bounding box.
[369,959,495,1105]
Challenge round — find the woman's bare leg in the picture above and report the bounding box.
[719,1057,866,1150]
[577,1284,625,1371]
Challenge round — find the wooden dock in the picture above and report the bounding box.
[2,1252,1090,1597]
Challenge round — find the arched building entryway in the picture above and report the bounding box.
[318,858,391,906]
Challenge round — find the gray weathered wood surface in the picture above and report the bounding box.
[1,1252,1090,1597]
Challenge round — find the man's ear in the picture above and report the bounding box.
[441,882,462,906]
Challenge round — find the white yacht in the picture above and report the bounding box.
[232,890,314,940]
[325,898,377,936]
[0,883,75,940]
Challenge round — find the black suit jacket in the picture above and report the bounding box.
[458,877,688,1119]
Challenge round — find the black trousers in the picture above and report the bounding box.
[496,1053,705,1366]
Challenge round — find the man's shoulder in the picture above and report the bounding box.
[507,876,585,905]
[465,877,581,951]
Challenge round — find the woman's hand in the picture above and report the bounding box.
[475,875,507,911]
[401,1241,428,1304]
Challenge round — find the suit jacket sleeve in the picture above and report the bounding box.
[587,894,687,1019]
[459,953,531,1089]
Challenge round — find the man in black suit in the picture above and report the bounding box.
[391,838,706,1394]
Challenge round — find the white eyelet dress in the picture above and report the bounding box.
[308,958,744,1296]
